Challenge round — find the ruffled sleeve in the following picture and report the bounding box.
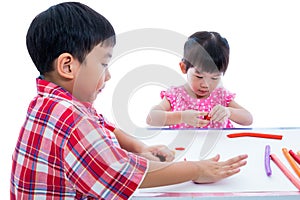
[160,90,167,99]
[160,87,187,111]
[160,87,178,104]
[224,88,236,106]
[213,87,236,106]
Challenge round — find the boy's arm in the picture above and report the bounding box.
[113,128,148,153]
[113,128,175,161]
[140,154,248,188]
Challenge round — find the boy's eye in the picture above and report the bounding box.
[195,75,203,79]
[212,77,220,80]
[102,63,108,68]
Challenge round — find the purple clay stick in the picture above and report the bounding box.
[265,145,272,176]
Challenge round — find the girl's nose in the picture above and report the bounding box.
[200,78,209,88]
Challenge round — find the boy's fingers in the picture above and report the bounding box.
[221,168,241,178]
[222,160,247,171]
[209,154,220,162]
[222,154,248,166]
[155,146,175,162]
[157,152,175,162]
[140,152,160,161]
[164,154,175,162]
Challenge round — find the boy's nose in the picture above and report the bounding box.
[105,70,111,82]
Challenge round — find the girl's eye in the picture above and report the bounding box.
[195,75,203,79]
[212,77,219,80]
[102,63,108,68]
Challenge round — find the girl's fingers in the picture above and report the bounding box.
[198,111,209,116]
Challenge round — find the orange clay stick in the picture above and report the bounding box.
[282,148,300,178]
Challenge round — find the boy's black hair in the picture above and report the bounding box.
[26,2,116,75]
[183,31,229,74]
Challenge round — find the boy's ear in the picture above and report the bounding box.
[179,61,187,74]
[56,53,77,79]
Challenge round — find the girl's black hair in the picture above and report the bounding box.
[183,31,229,74]
[26,2,116,75]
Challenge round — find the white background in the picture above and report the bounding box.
[1,0,300,198]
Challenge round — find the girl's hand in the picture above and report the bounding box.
[139,145,175,162]
[209,104,231,123]
[193,154,248,184]
[181,110,209,127]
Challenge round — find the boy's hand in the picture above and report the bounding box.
[193,154,248,184]
[139,145,175,162]
[181,110,209,127]
[209,105,231,123]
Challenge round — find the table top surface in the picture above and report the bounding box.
[133,127,300,199]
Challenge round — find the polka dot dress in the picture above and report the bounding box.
[160,86,236,129]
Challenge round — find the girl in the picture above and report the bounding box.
[147,31,253,128]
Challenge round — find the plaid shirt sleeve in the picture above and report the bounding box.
[64,116,148,199]
[10,79,148,199]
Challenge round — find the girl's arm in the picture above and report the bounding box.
[228,100,253,126]
[146,97,182,126]
[146,97,208,127]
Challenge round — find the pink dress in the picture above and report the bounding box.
[161,86,236,129]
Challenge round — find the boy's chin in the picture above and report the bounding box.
[86,93,99,104]
[97,85,105,94]
[97,88,104,95]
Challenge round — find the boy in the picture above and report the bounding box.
[11,2,248,199]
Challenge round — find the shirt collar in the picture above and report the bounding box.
[36,77,93,111]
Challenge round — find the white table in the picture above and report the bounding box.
[133,127,300,199]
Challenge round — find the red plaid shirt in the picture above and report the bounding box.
[10,78,148,199]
